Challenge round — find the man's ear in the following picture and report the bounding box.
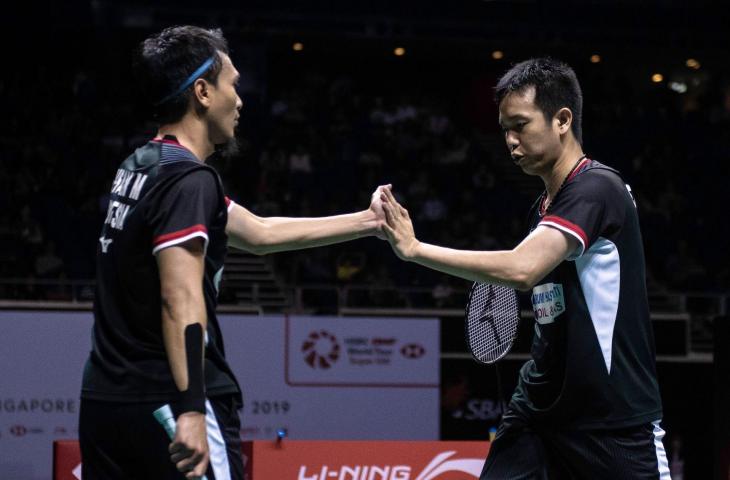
[192,78,212,109]
[554,108,573,135]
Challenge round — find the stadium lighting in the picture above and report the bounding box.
[669,82,688,94]
[651,73,664,83]
[492,50,504,60]
[686,58,700,70]
[394,47,406,56]
[590,54,601,64]
[292,42,304,52]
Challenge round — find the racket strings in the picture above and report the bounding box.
[466,284,520,363]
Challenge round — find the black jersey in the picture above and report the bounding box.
[513,158,662,429]
[82,136,241,403]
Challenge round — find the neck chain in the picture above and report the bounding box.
[539,155,587,216]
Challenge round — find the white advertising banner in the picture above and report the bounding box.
[225,315,439,441]
[0,311,92,480]
[0,311,439,480]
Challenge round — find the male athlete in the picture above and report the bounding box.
[381,58,670,479]
[79,26,387,479]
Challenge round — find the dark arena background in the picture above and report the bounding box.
[0,1,728,479]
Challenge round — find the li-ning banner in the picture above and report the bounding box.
[0,311,439,480]
[242,440,489,480]
[53,439,490,480]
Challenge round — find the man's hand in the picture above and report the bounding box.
[380,186,420,260]
[369,184,391,240]
[169,411,209,479]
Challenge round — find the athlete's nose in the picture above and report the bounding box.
[506,131,519,151]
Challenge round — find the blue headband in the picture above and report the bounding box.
[156,56,216,105]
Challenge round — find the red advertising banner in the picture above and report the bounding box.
[54,440,490,479]
[244,440,490,479]
[53,441,81,480]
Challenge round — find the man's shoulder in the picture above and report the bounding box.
[167,166,222,194]
[570,160,626,196]
[118,140,162,171]
[117,139,214,173]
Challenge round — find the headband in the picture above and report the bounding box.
[156,56,216,105]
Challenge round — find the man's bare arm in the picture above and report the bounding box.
[225,185,388,254]
[381,188,577,291]
[157,241,209,479]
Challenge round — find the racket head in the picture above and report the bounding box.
[464,282,520,364]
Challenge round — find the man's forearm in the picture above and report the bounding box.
[409,242,529,289]
[157,243,207,399]
[230,209,379,254]
[400,226,574,291]
[161,288,207,394]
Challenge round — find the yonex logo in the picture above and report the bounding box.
[400,343,426,359]
[302,330,340,369]
[477,286,500,344]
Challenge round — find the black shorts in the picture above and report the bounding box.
[80,395,243,480]
[480,404,671,480]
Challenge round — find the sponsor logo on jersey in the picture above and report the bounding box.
[531,283,565,324]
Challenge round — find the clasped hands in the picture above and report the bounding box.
[369,184,419,260]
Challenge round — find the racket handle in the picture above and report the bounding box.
[153,404,209,480]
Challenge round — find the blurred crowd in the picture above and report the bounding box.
[1,33,727,302]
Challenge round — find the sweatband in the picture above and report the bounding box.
[175,323,206,414]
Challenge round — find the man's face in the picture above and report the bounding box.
[498,86,563,176]
[206,53,243,146]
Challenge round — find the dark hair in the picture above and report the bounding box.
[495,58,583,144]
[135,25,229,125]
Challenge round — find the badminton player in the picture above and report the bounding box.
[79,26,387,479]
[381,58,670,479]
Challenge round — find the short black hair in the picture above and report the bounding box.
[135,25,229,125]
[495,58,583,144]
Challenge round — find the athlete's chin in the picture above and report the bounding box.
[517,161,541,176]
[215,137,240,159]
[212,130,234,144]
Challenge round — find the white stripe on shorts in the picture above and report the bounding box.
[206,399,232,480]
[652,420,671,480]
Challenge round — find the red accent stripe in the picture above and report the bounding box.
[153,224,207,246]
[225,196,231,207]
[151,138,182,145]
[541,215,588,247]
[567,157,591,182]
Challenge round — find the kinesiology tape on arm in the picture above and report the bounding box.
[176,323,206,414]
